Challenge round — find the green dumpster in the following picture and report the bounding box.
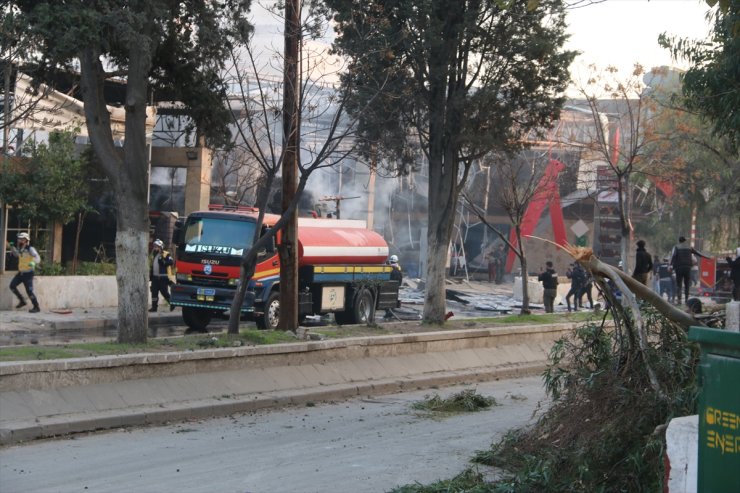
[688,327,740,493]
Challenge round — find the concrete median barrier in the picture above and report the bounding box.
[0,323,580,445]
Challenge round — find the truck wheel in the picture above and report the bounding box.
[353,288,375,324]
[182,307,212,332]
[256,291,280,330]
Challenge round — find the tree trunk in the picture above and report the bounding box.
[79,44,151,343]
[72,211,85,275]
[618,174,631,271]
[422,13,461,324]
[423,145,458,324]
[115,226,149,342]
[516,224,530,314]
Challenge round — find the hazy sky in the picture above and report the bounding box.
[247,0,716,89]
[565,0,714,77]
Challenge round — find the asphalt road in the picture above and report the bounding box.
[0,376,548,493]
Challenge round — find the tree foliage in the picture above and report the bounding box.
[10,0,253,343]
[659,0,740,151]
[0,130,89,226]
[324,0,575,323]
[639,73,739,252]
[12,0,251,149]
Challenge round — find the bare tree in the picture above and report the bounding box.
[222,22,374,334]
[573,64,659,271]
[463,151,556,314]
[1,8,52,152]
[210,146,264,206]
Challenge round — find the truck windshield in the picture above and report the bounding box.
[182,217,255,256]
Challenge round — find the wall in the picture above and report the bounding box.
[0,274,117,310]
[665,415,698,493]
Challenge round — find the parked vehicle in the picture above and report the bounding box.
[698,256,733,302]
[170,205,400,331]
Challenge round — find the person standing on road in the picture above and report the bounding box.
[726,247,740,301]
[538,261,558,313]
[632,240,653,285]
[149,239,175,312]
[6,232,41,313]
[565,262,585,311]
[385,255,403,318]
[670,236,709,305]
[485,248,497,283]
[494,244,506,284]
[651,254,660,292]
[578,269,594,310]
[657,257,675,303]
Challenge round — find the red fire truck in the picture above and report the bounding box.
[170,205,400,331]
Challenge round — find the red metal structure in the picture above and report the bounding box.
[505,159,568,273]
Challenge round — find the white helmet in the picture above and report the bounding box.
[389,254,398,263]
[154,239,164,248]
[16,232,30,241]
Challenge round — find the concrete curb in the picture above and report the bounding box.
[0,324,578,445]
[1,363,544,445]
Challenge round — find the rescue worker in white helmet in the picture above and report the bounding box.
[385,255,402,318]
[149,239,175,312]
[6,232,42,313]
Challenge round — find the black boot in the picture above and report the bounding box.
[29,305,40,313]
[149,302,158,313]
[15,299,27,309]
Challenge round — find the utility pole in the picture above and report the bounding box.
[278,0,301,331]
[367,146,377,229]
[320,195,360,220]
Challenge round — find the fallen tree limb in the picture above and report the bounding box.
[545,242,706,331]
[583,255,705,331]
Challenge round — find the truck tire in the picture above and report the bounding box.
[352,287,375,324]
[256,291,280,330]
[182,307,212,332]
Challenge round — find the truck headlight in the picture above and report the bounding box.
[176,273,192,282]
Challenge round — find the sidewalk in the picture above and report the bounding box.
[0,278,519,344]
[0,306,182,343]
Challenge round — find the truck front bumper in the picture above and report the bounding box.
[170,284,256,312]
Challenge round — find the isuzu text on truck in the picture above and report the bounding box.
[169,205,400,331]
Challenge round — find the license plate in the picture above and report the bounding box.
[197,288,216,296]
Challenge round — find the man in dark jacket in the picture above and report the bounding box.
[538,261,558,313]
[565,263,586,311]
[657,257,675,303]
[149,239,175,312]
[670,236,709,305]
[632,240,653,285]
[726,247,740,301]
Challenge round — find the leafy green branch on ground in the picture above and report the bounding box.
[412,389,498,415]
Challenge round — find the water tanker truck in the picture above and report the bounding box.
[169,205,400,331]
